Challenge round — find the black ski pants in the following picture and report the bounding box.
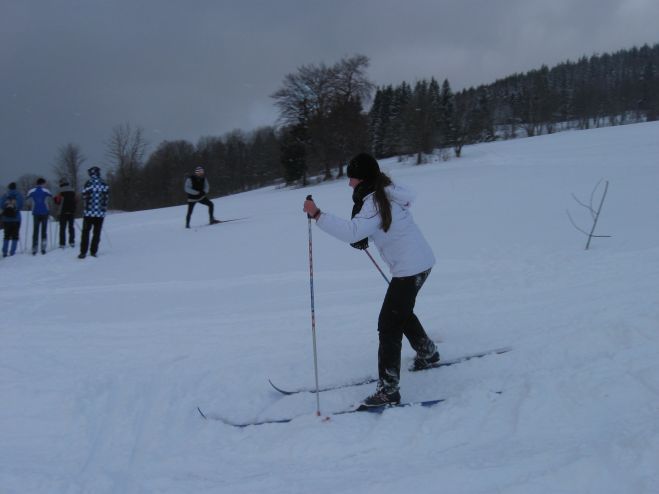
[32,215,48,252]
[186,197,215,226]
[59,212,75,246]
[377,268,435,392]
[80,216,104,256]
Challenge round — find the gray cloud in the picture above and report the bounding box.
[1,0,657,183]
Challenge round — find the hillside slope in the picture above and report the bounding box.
[2,122,658,493]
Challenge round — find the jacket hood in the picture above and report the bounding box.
[386,184,416,208]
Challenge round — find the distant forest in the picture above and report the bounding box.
[34,43,659,211]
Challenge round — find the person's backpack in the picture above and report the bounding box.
[2,197,17,217]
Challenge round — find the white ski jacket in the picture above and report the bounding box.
[316,184,435,278]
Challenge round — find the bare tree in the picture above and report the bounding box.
[16,174,40,195]
[567,179,611,250]
[106,123,148,210]
[272,54,374,181]
[52,143,85,192]
[333,54,375,105]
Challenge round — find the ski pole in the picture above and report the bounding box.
[306,194,322,416]
[102,221,113,250]
[364,248,390,284]
[23,214,29,253]
[49,217,55,250]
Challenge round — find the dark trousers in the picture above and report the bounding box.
[59,213,75,246]
[186,197,215,226]
[3,221,20,241]
[2,222,20,256]
[80,217,104,256]
[377,269,434,391]
[32,215,48,252]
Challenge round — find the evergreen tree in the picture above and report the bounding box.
[389,82,412,156]
[439,79,455,148]
[279,125,307,185]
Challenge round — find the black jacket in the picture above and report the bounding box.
[55,185,77,215]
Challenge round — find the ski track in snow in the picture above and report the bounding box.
[2,122,659,493]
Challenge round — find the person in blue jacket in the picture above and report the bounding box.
[26,178,53,255]
[1,182,25,257]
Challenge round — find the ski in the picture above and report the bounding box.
[197,398,446,428]
[268,346,512,395]
[192,218,248,230]
[211,217,248,224]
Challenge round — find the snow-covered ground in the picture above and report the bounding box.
[2,122,658,493]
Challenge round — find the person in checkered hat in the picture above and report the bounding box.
[184,166,219,228]
[78,166,110,259]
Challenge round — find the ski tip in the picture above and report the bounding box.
[197,407,208,419]
[268,379,294,395]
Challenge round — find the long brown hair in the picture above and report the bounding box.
[373,172,393,232]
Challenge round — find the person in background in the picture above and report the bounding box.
[1,182,25,257]
[302,153,438,408]
[184,166,219,228]
[26,178,53,255]
[54,178,77,248]
[79,166,110,259]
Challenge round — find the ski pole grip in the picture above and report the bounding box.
[306,195,313,218]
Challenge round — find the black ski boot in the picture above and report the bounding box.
[209,218,220,225]
[411,350,440,371]
[360,384,401,408]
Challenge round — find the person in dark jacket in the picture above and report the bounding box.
[54,178,77,248]
[184,166,219,228]
[1,182,25,257]
[78,166,110,259]
[26,178,53,255]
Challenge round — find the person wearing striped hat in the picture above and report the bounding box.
[184,166,219,228]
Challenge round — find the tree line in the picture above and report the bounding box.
[9,43,657,212]
[369,43,659,163]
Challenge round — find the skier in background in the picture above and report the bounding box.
[303,153,438,408]
[1,182,25,257]
[184,166,219,228]
[54,178,77,248]
[26,178,53,255]
[78,166,110,259]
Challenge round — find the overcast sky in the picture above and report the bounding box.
[1,0,658,184]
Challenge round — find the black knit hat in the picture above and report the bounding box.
[8,182,16,190]
[347,153,380,182]
[88,166,100,177]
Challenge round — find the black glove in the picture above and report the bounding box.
[350,238,369,250]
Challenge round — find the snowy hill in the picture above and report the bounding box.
[2,122,658,493]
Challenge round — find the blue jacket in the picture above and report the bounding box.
[26,185,53,216]
[1,190,24,223]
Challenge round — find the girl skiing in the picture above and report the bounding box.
[302,153,438,407]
